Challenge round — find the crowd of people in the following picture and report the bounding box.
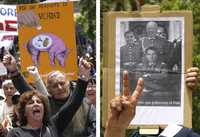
[0,30,97,136]
[0,1,200,137]
[0,53,96,137]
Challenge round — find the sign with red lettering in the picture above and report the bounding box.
[0,5,17,34]
[0,5,17,53]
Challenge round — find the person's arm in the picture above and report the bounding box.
[27,66,49,96]
[51,57,92,132]
[6,128,17,137]
[10,73,32,94]
[3,54,32,94]
[104,71,144,137]
[51,79,88,132]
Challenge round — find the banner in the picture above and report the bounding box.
[0,5,17,54]
[17,2,78,81]
[0,5,17,35]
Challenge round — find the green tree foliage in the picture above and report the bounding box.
[76,0,96,40]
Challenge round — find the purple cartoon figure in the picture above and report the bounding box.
[26,33,68,67]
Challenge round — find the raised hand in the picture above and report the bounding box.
[27,66,39,78]
[78,57,92,81]
[2,54,18,73]
[186,67,199,90]
[105,71,144,137]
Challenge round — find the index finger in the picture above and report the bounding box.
[130,78,144,104]
[123,70,130,96]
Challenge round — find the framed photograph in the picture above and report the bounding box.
[102,9,193,128]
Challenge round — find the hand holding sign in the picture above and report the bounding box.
[186,67,199,90]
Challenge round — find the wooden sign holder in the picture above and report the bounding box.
[102,4,193,135]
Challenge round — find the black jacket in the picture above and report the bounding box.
[7,73,88,137]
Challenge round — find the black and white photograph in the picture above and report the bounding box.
[115,17,185,125]
[116,17,184,106]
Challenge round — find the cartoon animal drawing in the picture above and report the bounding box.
[26,33,68,67]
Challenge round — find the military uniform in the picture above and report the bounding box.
[120,43,143,92]
[120,43,142,70]
[140,36,173,66]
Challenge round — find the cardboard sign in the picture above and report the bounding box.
[102,6,193,128]
[17,2,78,81]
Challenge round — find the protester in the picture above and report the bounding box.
[3,53,93,137]
[85,78,96,106]
[85,78,96,137]
[26,62,94,137]
[4,54,91,136]
[0,80,17,130]
[6,88,86,137]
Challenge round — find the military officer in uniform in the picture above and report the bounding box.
[120,30,142,70]
[157,26,167,39]
[140,21,173,68]
[120,30,142,92]
[136,47,180,104]
[137,47,168,72]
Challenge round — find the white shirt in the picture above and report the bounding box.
[0,99,14,128]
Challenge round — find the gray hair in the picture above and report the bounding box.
[2,79,13,88]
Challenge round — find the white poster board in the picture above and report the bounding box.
[115,17,184,125]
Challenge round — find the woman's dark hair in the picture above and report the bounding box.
[17,90,50,126]
[12,95,20,105]
[88,78,96,85]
